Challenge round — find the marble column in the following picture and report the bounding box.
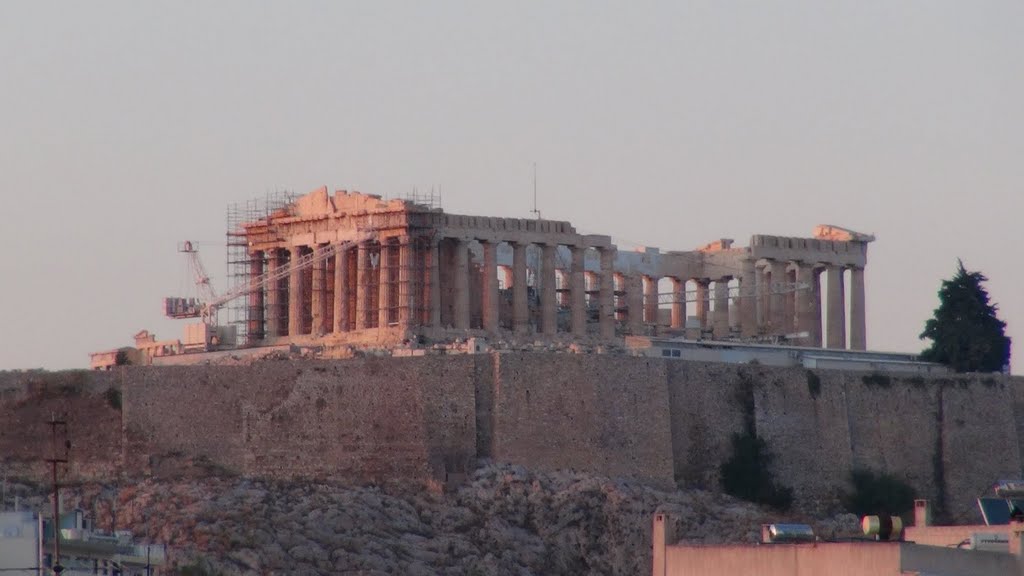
[266,249,283,337]
[598,248,615,339]
[784,267,796,334]
[512,242,529,333]
[670,277,685,329]
[713,279,730,338]
[333,246,349,333]
[825,265,846,349]
[626,274,643,333]
[540,244,558,334]
[248,251,265,340]
[355,242,371,330]
[795,264,819,346]
[288,246,304,336]
[811,268,823,347]
[428,238,441,327]
[378,241,394,328]
[644,276,659,325]
[481,241,499,332]
[311,244,327,336]
[570,246,587,336]
[398,238,413,327]
[740,259,757,337]
[849,267,866,350]
[695,280,709,330]
[453,239,471,330]
[769,260,788,335]
[757,265,769,328]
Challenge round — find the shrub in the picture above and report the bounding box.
[104,387,122,411]
[720,432,793,511]
[862,373,891,388]
[841,469,916,517]
[805,370,821,398]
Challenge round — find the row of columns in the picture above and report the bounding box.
[610,259,865,351]
[245,241,865,351]
[248,237,620,340]
[743,259,866,351]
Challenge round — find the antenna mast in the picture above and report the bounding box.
[531,162,542,220]
[46,416,69,575]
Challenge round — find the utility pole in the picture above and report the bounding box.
[45,416,69,575]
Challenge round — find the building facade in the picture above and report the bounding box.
[234,187,873,351]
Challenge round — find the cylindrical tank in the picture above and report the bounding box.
[862,515,904,540]
[766,524,816,543]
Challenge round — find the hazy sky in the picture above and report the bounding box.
[1,1,1021,371]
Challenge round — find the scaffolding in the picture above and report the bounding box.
[226,190,296,346]
[402,187,441,210]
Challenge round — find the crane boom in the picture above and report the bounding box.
[180,241,217,304]
[200,232,375,323]
[165,232,377,325]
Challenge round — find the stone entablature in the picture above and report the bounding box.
[749,234,868,268]
[236,187,873,351]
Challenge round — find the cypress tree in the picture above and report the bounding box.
[920,260,1011,373]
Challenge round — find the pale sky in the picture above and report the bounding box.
[1,1,1021,371]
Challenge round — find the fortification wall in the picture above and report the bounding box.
[752,369,1020,517]
[0,357,1021,520]
[121,356,479,484]
[0,370,122,480]
[665,361,749,489]
[486,353,675,488]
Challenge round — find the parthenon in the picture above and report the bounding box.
[233,187,872,351]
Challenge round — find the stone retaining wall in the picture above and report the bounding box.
[1,356,1020,518]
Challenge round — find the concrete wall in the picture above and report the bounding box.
[1,357,1022,520]
[659,542,1022,576]
[663,542,903,576]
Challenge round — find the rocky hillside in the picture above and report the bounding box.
[9,464,858,575]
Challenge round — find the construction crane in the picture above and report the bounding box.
[164,233,375,326]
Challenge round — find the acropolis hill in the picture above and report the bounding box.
[51,186,1012,516]
[7,188,1024,573]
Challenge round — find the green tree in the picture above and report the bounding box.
[920,260,1010,373]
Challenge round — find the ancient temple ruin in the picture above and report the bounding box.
[228,187,872,351]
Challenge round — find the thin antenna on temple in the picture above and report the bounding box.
[531,162,542,220]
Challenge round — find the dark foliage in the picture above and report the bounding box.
[920,260,1010,373]
[720,432,793,511]
[842,469,916,517]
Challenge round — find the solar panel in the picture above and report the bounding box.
[978,498,1010,525]
[976,497,1024,525]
